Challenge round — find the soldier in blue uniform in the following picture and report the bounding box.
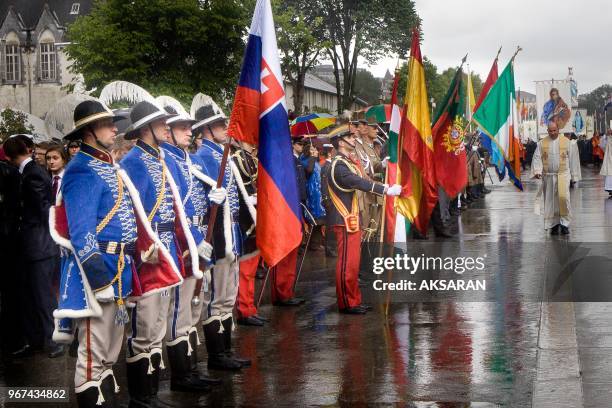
[120,100,205,405]
[192,101,257,371]
[49,100,182,407]
[157,97,226,389]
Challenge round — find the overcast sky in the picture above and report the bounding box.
[368,0,612,95]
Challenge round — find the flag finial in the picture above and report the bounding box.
[495,46,503,60]
[511,46,522,62]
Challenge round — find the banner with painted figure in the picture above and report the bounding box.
[570,109,587,135]
[520,120,538,142]
[586,115,595,138]
[536,80,572,135]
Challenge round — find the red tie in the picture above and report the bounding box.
[52,175,60,198]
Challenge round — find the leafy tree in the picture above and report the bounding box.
[396,58,484,116]
[66,0,249,105]
[578,85,612,132]
[578,85,612,115]
[396,56,441,107]
[275,0,330,115]
[314,0,420,113]
[353,69,383,105]
[0,109,34,143]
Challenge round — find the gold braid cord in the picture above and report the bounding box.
[91,171,128,318]
[96,171,124,233]
[148,160,167,222]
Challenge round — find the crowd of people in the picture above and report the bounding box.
[1,91,608,406]
[0,93,401,407]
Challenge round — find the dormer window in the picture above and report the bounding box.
[70,3,80,15]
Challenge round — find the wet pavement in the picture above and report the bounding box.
[2,164,612,407]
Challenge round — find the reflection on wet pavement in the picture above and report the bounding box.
[2,166,612,407]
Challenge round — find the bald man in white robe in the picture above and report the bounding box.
[531,122,580,235]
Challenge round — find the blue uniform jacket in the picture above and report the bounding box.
[121,140,200,278]
[195,140,257,262]
[51,143,138,342]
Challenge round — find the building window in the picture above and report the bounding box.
[5,44,21,82]
[70,3,80,14]
[40,42,56,81]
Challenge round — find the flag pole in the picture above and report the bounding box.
[511,46,522,64]
[192,143,231,302]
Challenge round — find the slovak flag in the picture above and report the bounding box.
[227,0,302,267]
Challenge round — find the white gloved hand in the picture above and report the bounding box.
[386,184,402,197]
[94,285,115,303]
[198,240,213,262]
[208,187,227,205]
[141,243,160,264]
[247,194,257,206]
[382,156,390,168]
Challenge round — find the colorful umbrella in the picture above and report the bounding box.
[290,113,336,137]
[365,104,392,123]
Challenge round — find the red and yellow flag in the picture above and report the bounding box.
[396,30,438,236]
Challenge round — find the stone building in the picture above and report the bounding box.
[0,1,92,118]
[285,72,368,114]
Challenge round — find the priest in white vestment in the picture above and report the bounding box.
[599,131,612,197]
[569,135,581,187]
[531,122,580,235]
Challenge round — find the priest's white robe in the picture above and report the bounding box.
[599,135,612,191]
[531,137,579,229]
[569,139,582,183]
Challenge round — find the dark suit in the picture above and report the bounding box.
[0,161,22,350]
[294,155,307,204]
[17,159,58,349]
[321,160,336,254]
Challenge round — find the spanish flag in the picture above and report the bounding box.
[396,30,437,236]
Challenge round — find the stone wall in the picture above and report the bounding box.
[0,47,76,118]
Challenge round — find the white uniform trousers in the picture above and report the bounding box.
[126,290,171,365]
[166,278,197,347]
[74,302,123,393]
[201,261,239,324]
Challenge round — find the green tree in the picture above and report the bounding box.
[578,85,612,115]
[314,0,420,113]
[578,85,612,131]
[275,0,329,115]
[353,69,383,104]
[0,109,34,143]
[396,56,441,107]
[66,0,249,105]
[396,58,484,116]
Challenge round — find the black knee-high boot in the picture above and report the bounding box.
[221,316,251,367]
[203,320,241,370]
[188,329,222,385]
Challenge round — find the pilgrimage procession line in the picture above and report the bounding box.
[2,0,604,406]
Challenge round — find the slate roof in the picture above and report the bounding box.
[0,0,92,28]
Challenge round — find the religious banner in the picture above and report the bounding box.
[535,79,573,135]
[570,109,587,135]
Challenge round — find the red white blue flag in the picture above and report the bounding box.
[227,0,302,267]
